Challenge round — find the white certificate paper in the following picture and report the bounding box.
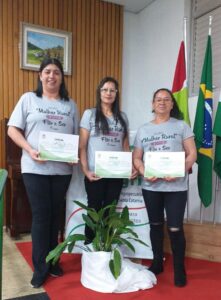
[95,151,132,178]
[144,152,185,178]
[38,131,79,163]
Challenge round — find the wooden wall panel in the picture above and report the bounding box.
[0,0,123,169]
[164,222,221,262]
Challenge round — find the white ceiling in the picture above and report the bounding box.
[103,0,155,13]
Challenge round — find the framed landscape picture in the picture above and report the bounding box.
[20,22,72,75]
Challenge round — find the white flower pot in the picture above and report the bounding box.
[81,251,117,293]
[80,251,157,293]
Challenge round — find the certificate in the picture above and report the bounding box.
[95,151,132,178]
[144,152,185,178]
[38,131,79,163]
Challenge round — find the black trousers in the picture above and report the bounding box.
[142,190,187,270]
[142,190,187,228]
[23,173,71,279]
[84,177,123,242]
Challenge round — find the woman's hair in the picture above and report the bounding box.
[95,76,128,136]
[152,88,183,119]
[34,58,69,101]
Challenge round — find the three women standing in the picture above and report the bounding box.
[8,60,196,290]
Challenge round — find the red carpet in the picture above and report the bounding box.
[16,242,221,300]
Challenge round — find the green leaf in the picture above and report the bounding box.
[127,237,149,247]
[98,203,117,222]
[82,214,96,231]
[67,233,85,243]
[113,248,122,278]
[117,227,138,238]
[74,244,92,252]
[109,248,121,279]
[109,259,115,278]
[108,218,124,229]
[67,234,85,252]
[91,230,103,251]
[120,206,129,221]
[46,242,67,263]
[74,200,92,211]
[107,203,117,215]
[46,233,86,264]
[113,237,135,253]
[88,210,99,222]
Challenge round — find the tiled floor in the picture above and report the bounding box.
[2,230,45,300]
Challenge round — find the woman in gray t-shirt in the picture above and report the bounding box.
[133,88,196,287]
[8,58,78,288]
[79,77,135,243]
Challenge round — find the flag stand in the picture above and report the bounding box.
[213,175,220,225]
[200,202,203,224]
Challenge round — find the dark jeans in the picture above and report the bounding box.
[142,190,187,273]
[84,177,123,242]
[142,190,187,228]
[23,173,71,279]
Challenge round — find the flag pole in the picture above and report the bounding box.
[183,17,188,84]
[183,17,190,222]
[200,203,203,224]
[213,175,219,225]
[199,15,213,223]
[209,15,212,36]
[208,15,215,224]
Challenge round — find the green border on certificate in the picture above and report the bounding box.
[144,151,185,178]
[38,131,79,163]
[95,151,132,178]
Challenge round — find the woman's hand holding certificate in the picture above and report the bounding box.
[144,152,185,179]
[38,131,79,163]
[95,151,132,178]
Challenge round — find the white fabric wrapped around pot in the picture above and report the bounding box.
[81,251,157,293]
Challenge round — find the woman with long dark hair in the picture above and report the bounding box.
[79,76,136,243]
[8,58,79,288]
[133,88,196,287]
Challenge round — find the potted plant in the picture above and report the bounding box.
[46,200,156,292]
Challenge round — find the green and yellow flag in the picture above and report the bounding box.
[193,35,213,207]
[213,96,221,179]
[172,41,190,125]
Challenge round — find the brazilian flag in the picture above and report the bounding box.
[213,97,221,179]
[193,35,213,208]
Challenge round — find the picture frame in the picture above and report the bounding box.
[20,22,72,75]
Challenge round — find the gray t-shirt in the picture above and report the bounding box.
[134,118,194,192]
[80,108,128,172]
[8,92,79,175]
